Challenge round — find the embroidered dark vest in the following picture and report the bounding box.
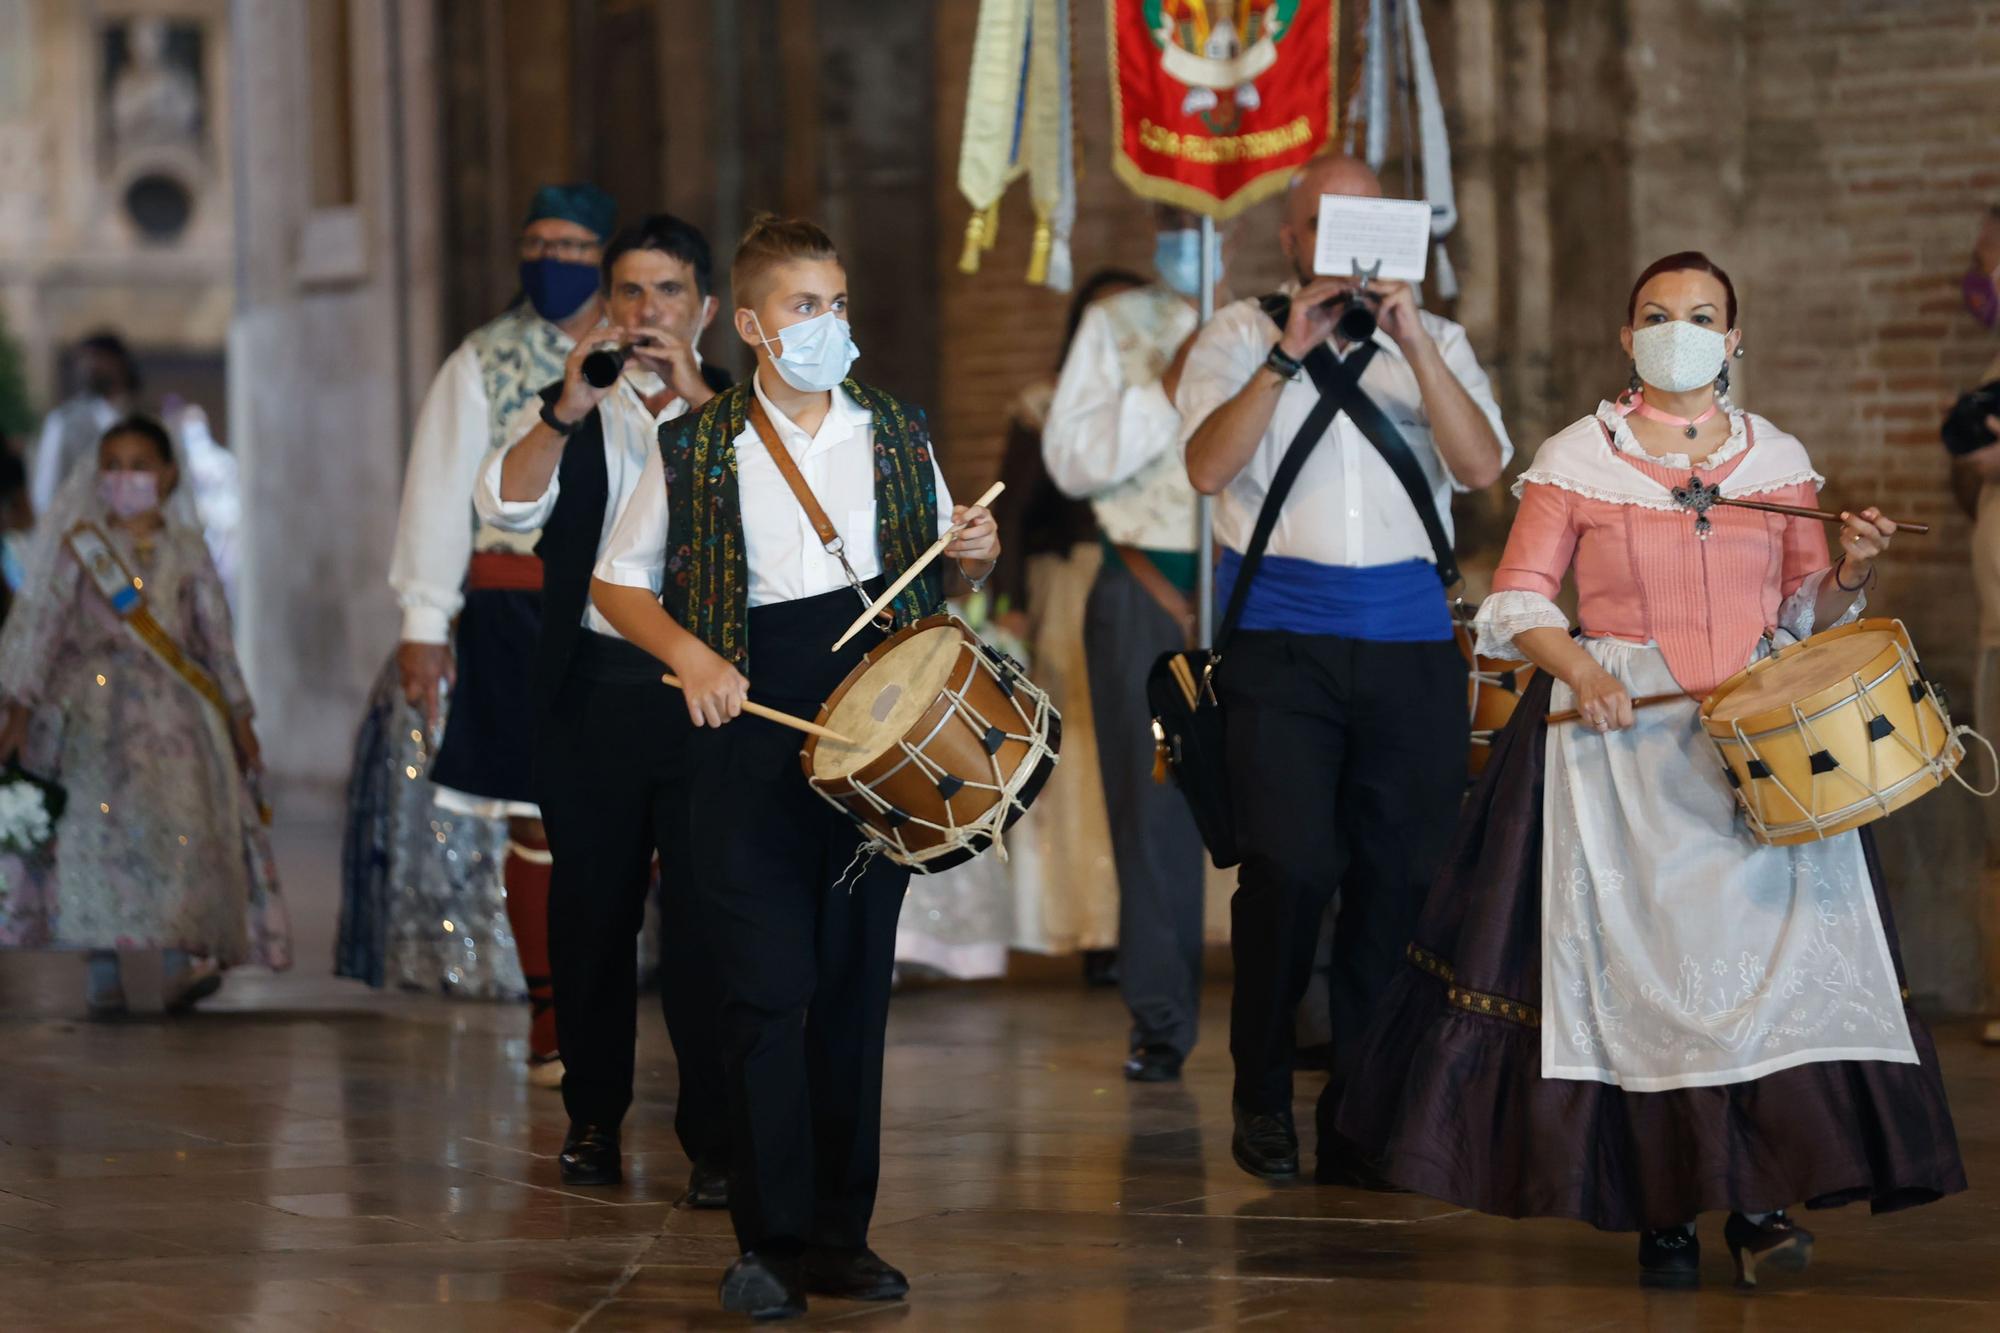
[657,378,943,669]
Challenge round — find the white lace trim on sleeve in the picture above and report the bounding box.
[1472,590,1569,661]
[1775,565,1866,645]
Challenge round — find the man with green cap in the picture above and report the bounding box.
[357,183,615,1083]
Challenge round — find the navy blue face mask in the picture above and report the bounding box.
[519,258,599,322]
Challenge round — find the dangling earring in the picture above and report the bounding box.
[1715,361,1731,395]
[1624,366,1642,405]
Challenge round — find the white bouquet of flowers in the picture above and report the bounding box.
[0,765,64,857]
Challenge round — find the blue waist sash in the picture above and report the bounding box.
[1214,550,1452,643]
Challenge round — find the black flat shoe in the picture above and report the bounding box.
[1231,1104,1299,1179]
[720,1251,807,1321]
[1122,1044,1183,1083]
[1637,1227,1701,1289]
[1082,949,1120,988]
[558,1123,621,1187]
[682,1156,729,1210]
[1724,1210,1813,1288]
[802,1245,909,1301]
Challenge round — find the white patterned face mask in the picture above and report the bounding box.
[1631,320,1727,394]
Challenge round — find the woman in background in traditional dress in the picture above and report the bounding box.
[0,416,288,1014]
[1339,253,1964,1289]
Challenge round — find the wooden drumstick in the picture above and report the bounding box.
[659,673,858,745]
[830,481,1006,652]
[1714,495,1930,535]
[1546,693,1688,725]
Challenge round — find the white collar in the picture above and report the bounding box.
[748,370,867,448]
[1514,404,1823,511]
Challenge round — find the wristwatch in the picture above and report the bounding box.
[1263,344,1304,381]
[541,398,584,436]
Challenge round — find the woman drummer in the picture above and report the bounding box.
[1337,251,1965,1289]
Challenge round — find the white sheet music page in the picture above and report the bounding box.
[1313,196,1433,283]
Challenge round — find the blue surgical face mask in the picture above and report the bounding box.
[753,310,860,393]
[519,258,600,322]
[1154,228,1221,297]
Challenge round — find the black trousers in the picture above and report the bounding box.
[685,587,911,1255]
[1216,630,1465,1145]
[538,632,725,1163]
[1083,556,1206,1056]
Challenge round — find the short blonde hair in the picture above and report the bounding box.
[731,214,841,308]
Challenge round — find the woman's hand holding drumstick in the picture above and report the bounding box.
[830,482,1006,651]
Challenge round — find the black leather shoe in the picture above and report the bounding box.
[720,1251,807,1321]
[1723,1210,1813,1288]
[1637,1227,1701,1289]
[682,1156,729,1210]
[1231,1104,1299,1179]
[558,1123,621,1187]
[1122,1044,1184,1083]
[802,1245,909,1302]
[1082,949,1120,988]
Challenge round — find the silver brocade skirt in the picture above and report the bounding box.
[336,655,524,999]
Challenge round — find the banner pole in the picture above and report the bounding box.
[1195,213,1216,648]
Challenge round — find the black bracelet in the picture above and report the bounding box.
[541,398,584,436]
[1834,556,1875,592]
[1263,345,1303,382]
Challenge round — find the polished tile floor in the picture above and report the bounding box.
[0,826,1996,1330]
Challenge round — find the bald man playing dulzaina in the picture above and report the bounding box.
[1178,154,1513,1190]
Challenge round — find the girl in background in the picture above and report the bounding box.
[0,415,288,1015]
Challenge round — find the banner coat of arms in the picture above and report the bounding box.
[1108,0,1338,219]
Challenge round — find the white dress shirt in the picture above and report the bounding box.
[475,369,693,637]
[1175,290,1512,568]
[596,374,957,608]
[30,395,119,515]
[1043,286,1200,552]
[387,316,573,644]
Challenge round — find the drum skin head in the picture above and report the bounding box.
[812,625,966,780]
[1706,626,1897,724]
[1700,618,1960,844]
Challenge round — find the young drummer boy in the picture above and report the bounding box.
[591,216,998,1321]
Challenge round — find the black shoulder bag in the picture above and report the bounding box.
[1147,294,1460,867]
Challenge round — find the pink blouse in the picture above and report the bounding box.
[1492,432,1835,696]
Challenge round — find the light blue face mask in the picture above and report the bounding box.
[1154,228,1222,297]
[753,310,860,393]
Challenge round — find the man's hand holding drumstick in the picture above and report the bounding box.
[944,500,1001,578]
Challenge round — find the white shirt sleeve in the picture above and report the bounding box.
[28,410,66,515]
[593,442,669,594]
[1174,300,1269,455]
[1042,305,1183,499]
[932,457,957,539]
[387,343,491,644]
[472,396,559,534]
[1430,317,1515,491]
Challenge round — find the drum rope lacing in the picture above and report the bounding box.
[839,667,1055,870]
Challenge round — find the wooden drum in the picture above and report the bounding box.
[1700,618,1969,846]
[802,615,1061,873]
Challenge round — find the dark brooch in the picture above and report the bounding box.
[1672,474,1723,540]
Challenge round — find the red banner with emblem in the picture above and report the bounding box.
[1109,1,1338,219]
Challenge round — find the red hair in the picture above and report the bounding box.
[1627,251,1737,328]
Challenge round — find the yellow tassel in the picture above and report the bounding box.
[981,200,1002,251]
[958,212,986,275]
[1026,218,1051,285]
